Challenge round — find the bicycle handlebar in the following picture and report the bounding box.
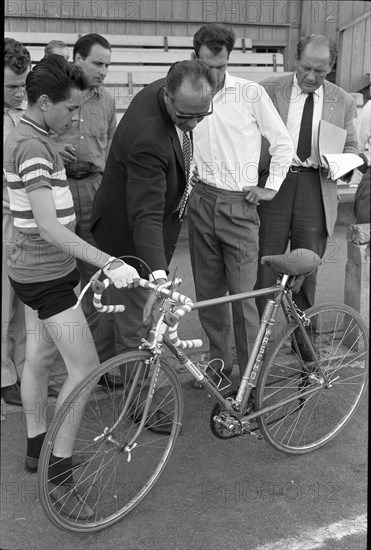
[91,277,202,349]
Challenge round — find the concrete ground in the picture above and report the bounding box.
[1,222,368,550]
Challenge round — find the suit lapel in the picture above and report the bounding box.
[158,87,185,172]
[276,75,294,124]
[321,81,336,122]
[170,128,185,172]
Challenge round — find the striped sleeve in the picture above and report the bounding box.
[5,138,75,231]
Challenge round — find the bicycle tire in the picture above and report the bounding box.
[255,303,368,454]
[38,351,183,533]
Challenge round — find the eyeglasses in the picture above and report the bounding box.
[165,90,213,120]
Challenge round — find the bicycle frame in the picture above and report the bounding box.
[144,273,327,425]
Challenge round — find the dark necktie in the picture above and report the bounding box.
[297,93,314,162]
[177,132,192,218]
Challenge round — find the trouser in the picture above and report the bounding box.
[188,181,260,378]
[2,211,26,387]
[93,214,183,363]
[67,174,108,352]
[354,166,370,224]
[255,169,327,317]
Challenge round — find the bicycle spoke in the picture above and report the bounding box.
[38,351,183,533]
[256,304,368,454]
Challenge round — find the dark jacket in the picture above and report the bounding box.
[91,79,186,272]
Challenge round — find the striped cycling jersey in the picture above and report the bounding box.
[4,115,75,232]
[3,115,77,283]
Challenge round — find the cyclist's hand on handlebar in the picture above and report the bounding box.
[143,278,167,325]
[103,259,140,289]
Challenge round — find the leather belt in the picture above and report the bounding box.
[66,172,100,180]
[289,165,318,172]
[65,161,101,179]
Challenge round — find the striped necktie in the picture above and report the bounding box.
[177,132,192,218]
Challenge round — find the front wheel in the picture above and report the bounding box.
[255,303,368,454]
[38,351,183,533]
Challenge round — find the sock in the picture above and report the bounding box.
[26,432,47,459]
[48,454,74,486]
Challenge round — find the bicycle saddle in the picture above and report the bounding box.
[261,248,322,276]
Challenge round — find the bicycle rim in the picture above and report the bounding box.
[256,303,368,454]
[38,351,183,533]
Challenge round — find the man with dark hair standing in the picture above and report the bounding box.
[256,35,358,359]
[50,33,117,386]
[189,24,294,382]
[91,60,217,359]
[2,38,31,406]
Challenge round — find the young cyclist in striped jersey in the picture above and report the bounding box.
[3,55,139,519]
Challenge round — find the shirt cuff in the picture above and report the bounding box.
[264,175,284,192]
[149,270,167,282]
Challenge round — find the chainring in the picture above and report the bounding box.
[210,389,256,440]
[210,390,241,439]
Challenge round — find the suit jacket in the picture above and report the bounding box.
[259,73,358,237]
[91,79,187,272]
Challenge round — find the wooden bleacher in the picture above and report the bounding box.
[5,31,287,121]
[5,30,363,207]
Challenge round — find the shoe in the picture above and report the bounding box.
[291,342,315,362]
[223,364,233,376]
[48,385,59,398]
[25,454,86,474]
[133,409,173,435]
[48,482,94,520]
[1,383,22,406]
[97,373,124,389]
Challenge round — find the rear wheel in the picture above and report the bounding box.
[38,351,183,532]
[256,304,368,454]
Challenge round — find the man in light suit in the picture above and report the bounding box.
[91,60,216,357]
[256,35,358,355]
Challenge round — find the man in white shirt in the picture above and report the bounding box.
[256,35,358,360]
[189,24,294,381]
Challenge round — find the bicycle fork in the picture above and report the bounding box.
[93,357,161,461]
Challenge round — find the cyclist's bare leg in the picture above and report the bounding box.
[43,306,100,457]
[21,305,99,458]
[20,306,58,437]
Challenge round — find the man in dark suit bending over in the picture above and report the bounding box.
[91,60,217,357]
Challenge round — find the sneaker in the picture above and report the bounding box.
[48,482,94,520]
[1,383,22,406]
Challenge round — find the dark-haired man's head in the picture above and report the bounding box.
[163,59,217,133]
[73,33,111,87]
[295,34,336,93]
[193,24,236,92]
[26,54,88,134]
[4,38,32,109]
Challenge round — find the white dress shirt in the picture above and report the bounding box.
[286,74,324,168]
[193,72,294,192]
